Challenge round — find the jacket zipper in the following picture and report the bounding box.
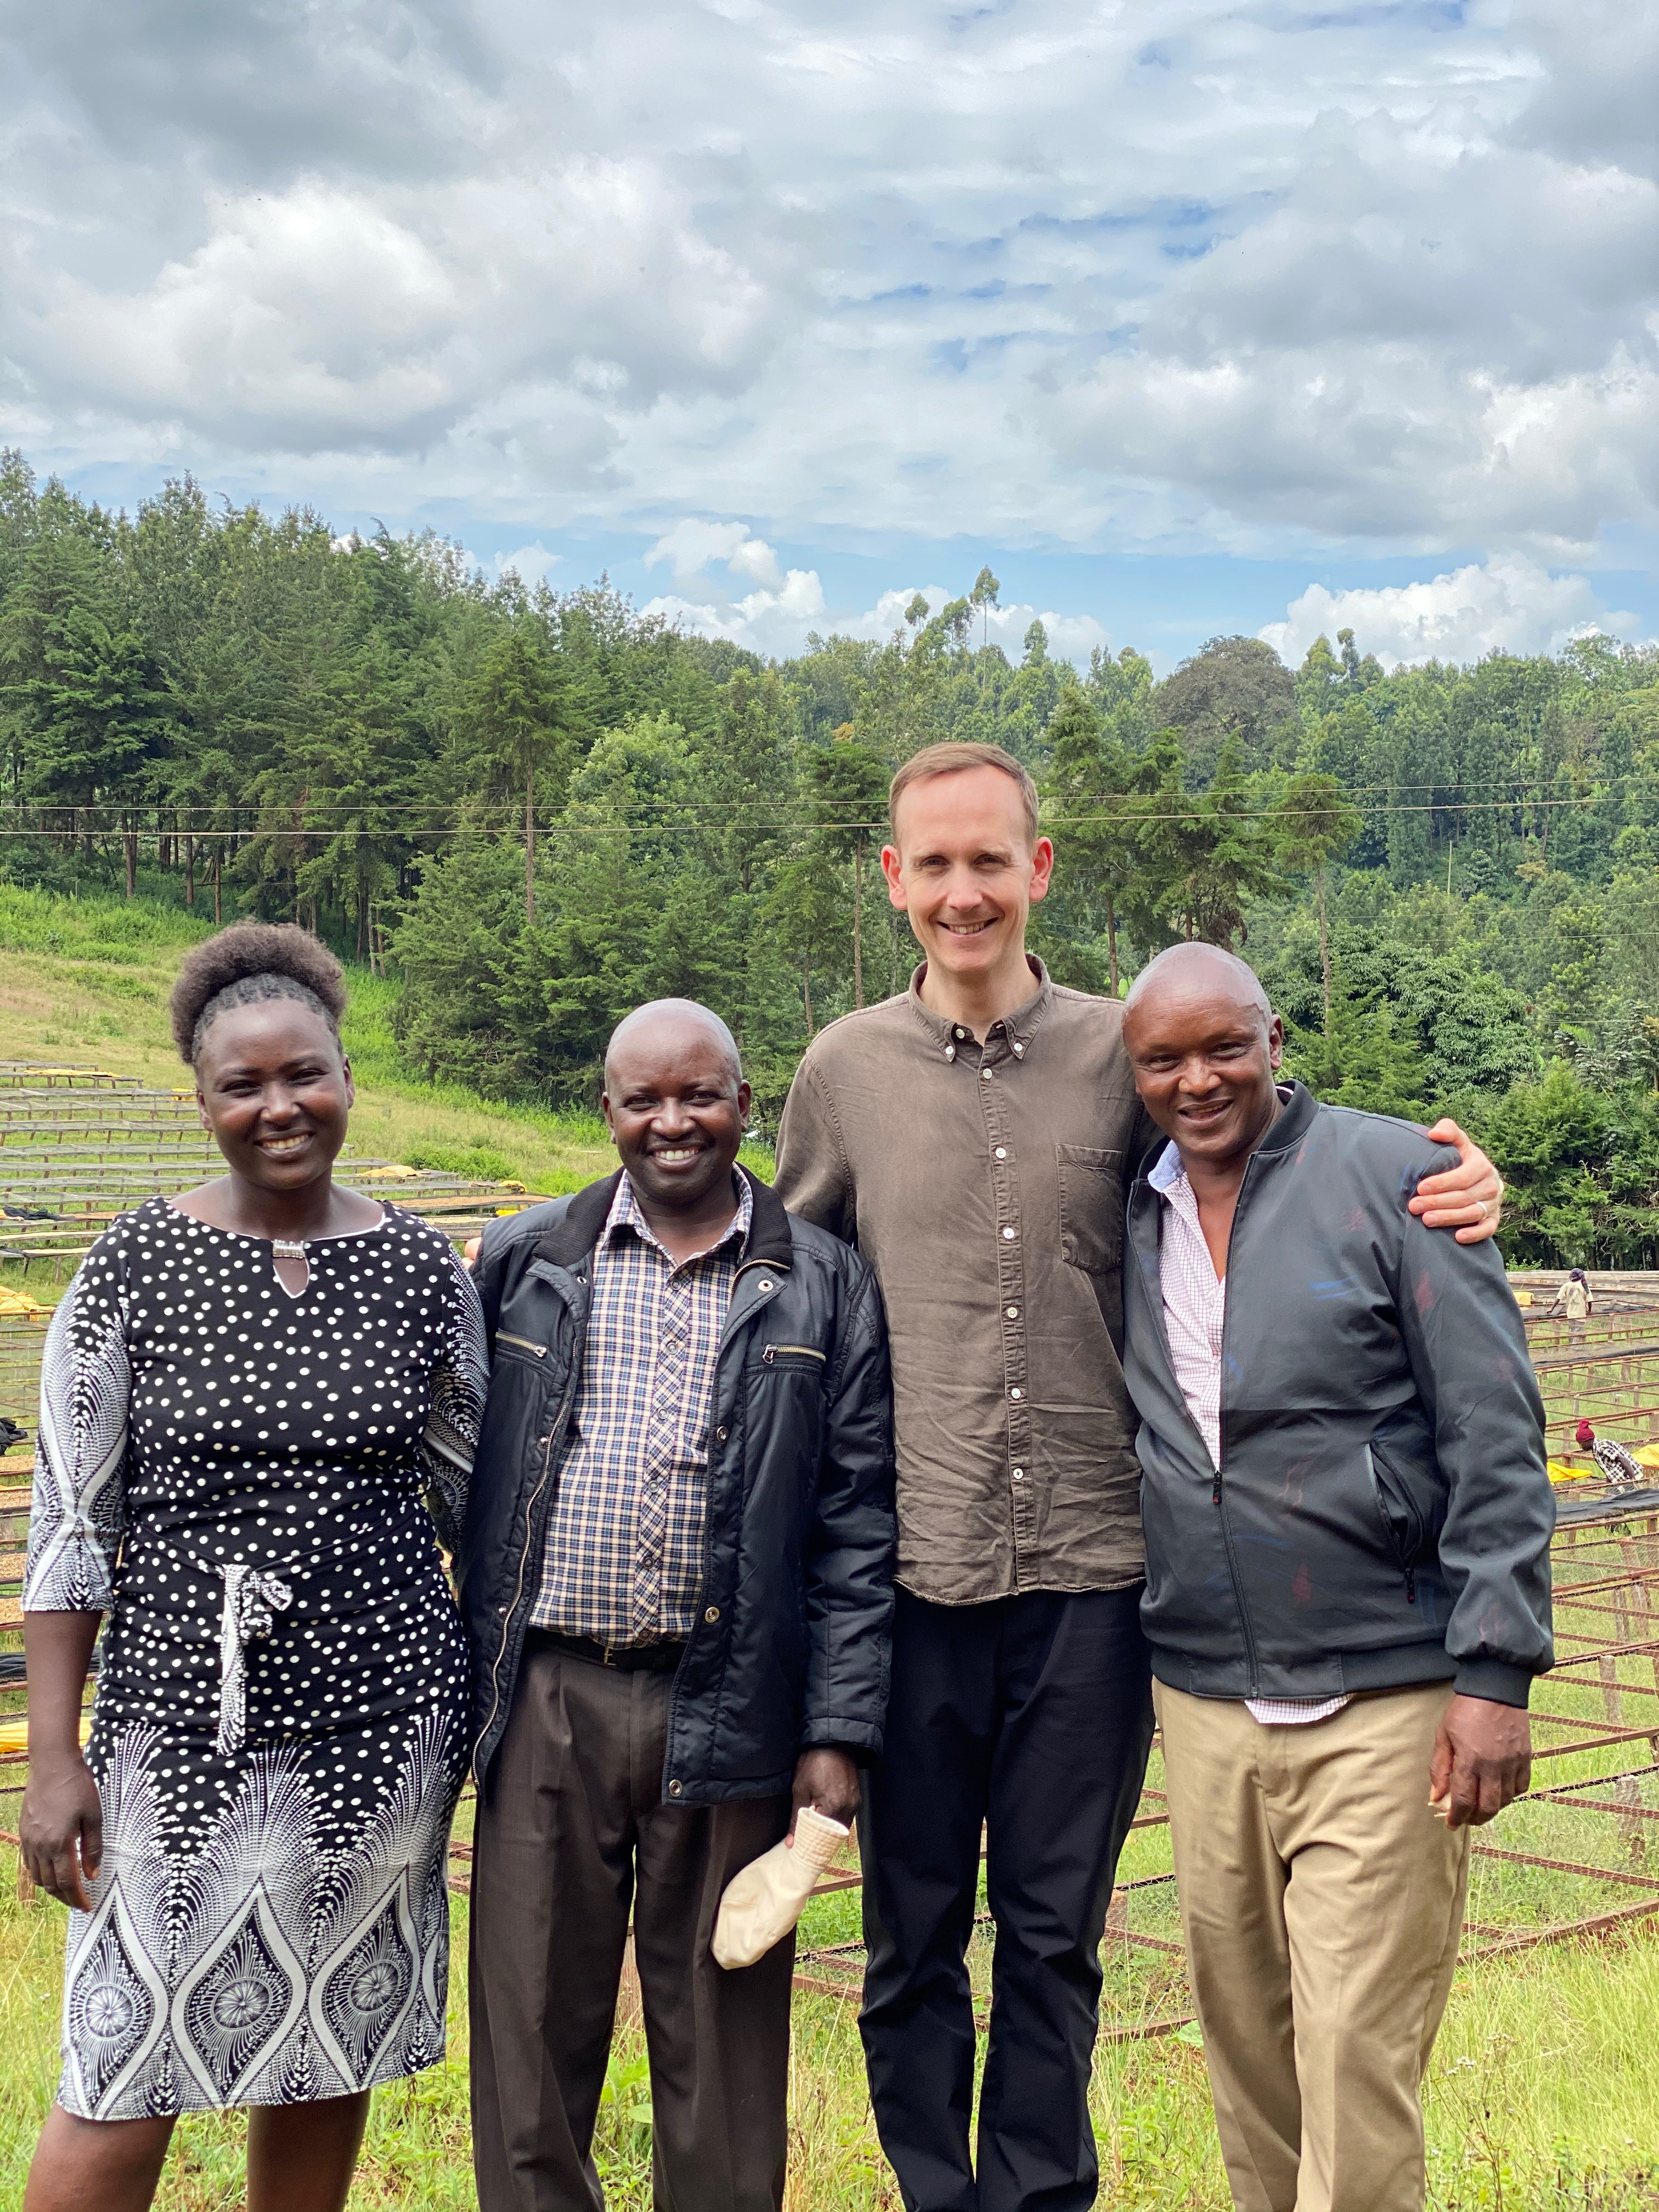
[670,1271,786,1790]
[1211,1157,1262,1691]
[761,1342,825,1364]
[479,1313,583,1764]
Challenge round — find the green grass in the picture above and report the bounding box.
[0,883,775,1227]
[3,882,1655,2204]
[0,885,620,1224]
[2,1861,1657,2209]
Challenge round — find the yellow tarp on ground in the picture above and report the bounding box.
[1548,1459,1588,1482]
[0,1287,45,1317]
[0,1714,91,1754]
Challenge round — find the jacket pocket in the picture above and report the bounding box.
[1366,1437,1446,1603]
[1057,1144,1124,1275]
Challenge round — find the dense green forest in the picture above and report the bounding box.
[3,449,1658,1265]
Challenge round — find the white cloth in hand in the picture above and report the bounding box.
[712,1805,849,1970]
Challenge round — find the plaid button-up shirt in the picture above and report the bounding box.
[530,1171,752,1647]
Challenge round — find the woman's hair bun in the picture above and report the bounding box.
[170,922,348,1063]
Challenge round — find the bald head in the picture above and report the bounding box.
[605,999,743,1091]
[601,999,751,1224]
[1122,943,1284,1175]
[1122,941,1272,1027]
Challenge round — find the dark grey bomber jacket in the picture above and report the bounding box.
[1122,1082,1554,1709]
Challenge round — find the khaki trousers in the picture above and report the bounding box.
[470,1641,794,2212]
[1154,1681,1470,2212]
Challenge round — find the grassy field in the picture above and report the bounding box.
[2,1860,1658,2210]
[4,883,1659,2207]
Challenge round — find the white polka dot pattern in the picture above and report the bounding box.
[22,1198,488,2119]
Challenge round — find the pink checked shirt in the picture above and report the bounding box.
[1149,1135,1349,1728]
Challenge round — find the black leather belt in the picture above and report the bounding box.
[527,1628,686,1673]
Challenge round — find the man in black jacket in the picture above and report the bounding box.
[459,998,895,2212]
[1120,944,1552,2212]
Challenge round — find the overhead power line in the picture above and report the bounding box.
[0,792,1648,840]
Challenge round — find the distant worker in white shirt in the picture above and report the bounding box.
[1548,1267,1593,1348]
[1117,943,1554,2212]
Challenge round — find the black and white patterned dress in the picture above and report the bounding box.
[22,1198,488,2121]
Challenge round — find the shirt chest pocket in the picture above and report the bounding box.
[1056,1145,1125,1276]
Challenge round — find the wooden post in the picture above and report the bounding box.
[525,778,537,928]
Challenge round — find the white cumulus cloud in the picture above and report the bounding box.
[1260,556,1647,669]
[490,542,561,586]
[3,0,1657,588]
[639,546,1108,662]
[644,520,783,587]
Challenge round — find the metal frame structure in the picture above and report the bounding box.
[3,1153,1659,2041]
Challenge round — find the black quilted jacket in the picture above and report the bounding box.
[458,1167,896,1801]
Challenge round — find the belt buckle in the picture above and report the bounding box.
[601,1641,618,1668]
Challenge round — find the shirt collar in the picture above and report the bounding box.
[1148,1140,1186,1195]
[905,956,1054,1062]
[1147,1086,1298,1199]
[607,1169,752,1265]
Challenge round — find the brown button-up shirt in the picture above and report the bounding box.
[774,959,1155,1605]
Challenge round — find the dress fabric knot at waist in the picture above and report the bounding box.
[215,1562,294,1756]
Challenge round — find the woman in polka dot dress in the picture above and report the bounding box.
[19,923,488,2212]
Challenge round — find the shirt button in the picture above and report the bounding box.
[758,1279,774,1291]
[1001,1226,1015,1240]
[995,1146,1008,1160]
[1012,1041,1024,1056]
[981,1068,994,1081]
[953,1027,967,1039]
[1009,1386,1023,1400]
[945,1045,956,1060]
[1006,1305,1019,1319]
[704,1605,720,1623]
[1012,1466,1024,1481]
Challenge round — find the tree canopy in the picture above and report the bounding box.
[3,447,1659,1260]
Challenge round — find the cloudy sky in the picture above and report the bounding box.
[4,0,1656,669]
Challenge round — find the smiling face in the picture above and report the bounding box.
[602,1012,751,1217]
[881,764,1053,997]
[1122,961,1284,1175]
[194,999,353,1193]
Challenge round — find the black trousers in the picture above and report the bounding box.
[470,1643,793,2212]
[859,1585,1154,2212]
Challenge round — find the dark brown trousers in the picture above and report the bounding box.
[469,1641,794,2212]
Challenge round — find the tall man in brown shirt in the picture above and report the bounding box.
[772,741,1506,2212]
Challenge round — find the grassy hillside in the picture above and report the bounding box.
[0,885,620,1198]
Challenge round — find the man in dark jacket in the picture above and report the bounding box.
[459,998,895,2212]
[1119,944,1552,2212]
